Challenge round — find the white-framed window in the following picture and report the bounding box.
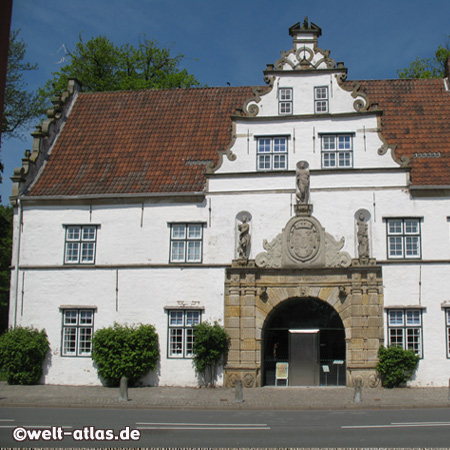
[314,86,329,113]
[320,134,353,168]
[257,136,288,171]
[64,225,98,264]
[278,88,293,115]
[168,309,201,358]
[61,309,95,357]
[386,218,421,259]
[387,309,423,358]
[170,223,203,263]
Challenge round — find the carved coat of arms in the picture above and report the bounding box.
[287,218,320,262]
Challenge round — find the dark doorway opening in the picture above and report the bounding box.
[263,297,346,386]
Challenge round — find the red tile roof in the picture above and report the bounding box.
[28,87,255,196]
[27,78,450,197]
[357,79,450,186]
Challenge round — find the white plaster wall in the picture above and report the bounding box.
[14,266,225,386]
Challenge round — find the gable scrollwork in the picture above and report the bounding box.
[242,77,275,117]
[335,73,370,112]
[376,116,410,167]
[274,44,336,71]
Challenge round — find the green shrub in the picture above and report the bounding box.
[192,321,230,387]
[91,323,159,387]
[376,345,420,388]
[0,326,49,384]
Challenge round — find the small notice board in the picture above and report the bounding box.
[275,362,289,386]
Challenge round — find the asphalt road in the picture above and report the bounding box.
[1,406,450,447]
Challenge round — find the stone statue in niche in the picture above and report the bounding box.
[296,161,310,205]
[357,213,369,259]
[237,215,251,259]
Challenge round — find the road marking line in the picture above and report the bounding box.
[137,426,271,430]
[136,422,267,426]
[343,423,450,429]
[0,420,14,422]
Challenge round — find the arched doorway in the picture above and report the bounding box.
[262,297,346,386]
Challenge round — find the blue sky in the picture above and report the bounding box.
[1,0,449,203]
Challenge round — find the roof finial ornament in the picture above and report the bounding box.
[303,16,309,29]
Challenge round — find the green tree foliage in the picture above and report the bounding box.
[91,323,159,387]
[376,345,420,388]
[0,326,49,384]
[40,34,200,102]
[398,36,450,78]
[0,205,13,334]
[2,30,41,139]
[192,321,230,387]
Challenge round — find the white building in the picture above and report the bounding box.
[9,20,450,387]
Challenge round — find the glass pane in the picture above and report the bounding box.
[406,310,421,325]
[66,226,81,241]
[406,328,421,355]
[187,241,201,262]
[388,236,403,257]
[338,135,351,150]
[279,88,292,101]
[447,309,450,326]
[185,328,195,357]
[82,226,96,240]
[187,224,202,239]
[405,236,420,257]
[315,87,328,99]
[273,154,286,169]
[388,220,403,234]
[273,138,286,152]
[171,241,185,262]
[316,100,328,113]
[64,310,78,325]
[258,155,271,170]
[81,242,95,263]
[322,152,336,167]
[80,310,93,325]
[405,219,419,234]
[338,151,352,167]
[279,102,292,114]
[78,327,92,354]
[63,327,77,355]
[171,224,186,239]
[169,311,183,326]
[186,311,200,326]
[65,242,80,263]
[389,328,403,348]
[257,139,271,153]
[169,328,183,356]
[389,310,403,326]
[323,135,335,150]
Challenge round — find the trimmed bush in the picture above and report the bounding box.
[0,326,49,384]
[192,321,230,387]
[376,345,420,388]
[91,323,159,387]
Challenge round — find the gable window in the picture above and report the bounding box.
[387,309,423,357]
[278,88,293,115]
[257,136,288,171]
[167,309,201,358]
[386,218,421,259]
[61,308,95,357]
[64,225,98,264]
[320,134,353,168]
[314,86,329,113]
[170,223,203,263]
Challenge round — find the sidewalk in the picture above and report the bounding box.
[1,382,450,410]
